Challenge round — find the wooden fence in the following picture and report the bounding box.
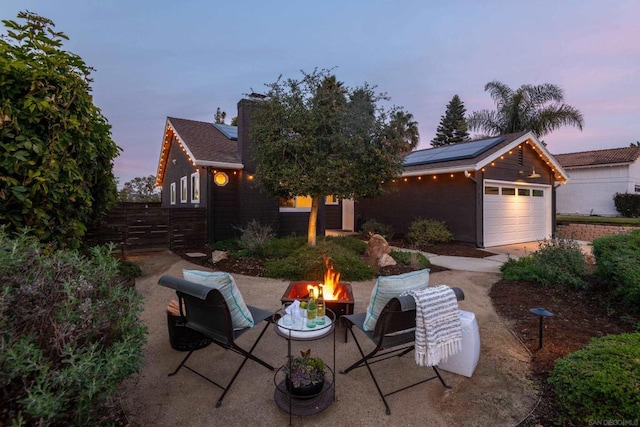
[85,203,206,252]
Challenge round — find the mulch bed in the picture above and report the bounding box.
[173,242,639,425]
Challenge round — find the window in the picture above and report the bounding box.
[484,186,499,195]
[532,189,544,197]
[518,188,530,196]
[635,185,640,193]
[180,176,187,203]
[325,195,338,205]
[502,187,516,196]
[279,195,337,211]
[170,182,176,205]
[190,172,200,203]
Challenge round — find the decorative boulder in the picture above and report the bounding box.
[378,253,397,267]
[365,234,393,267]
[211,250,228,264]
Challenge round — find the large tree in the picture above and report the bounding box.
[431,94,469,147]
[0,12,121,248]
[250,69,418,246]
[118,175,161,202]
[467,81,584,138]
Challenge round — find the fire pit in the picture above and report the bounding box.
[280,257,354,318]
[280,281,354,318]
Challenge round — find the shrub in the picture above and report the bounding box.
[391,250,429,270]
[0,229,147,425]
[614,192,640,217]
[548,332,640,424]
[118,259,142,278]
[262,236,307,258]
[406,218,453,247]
[236,219,275,256]
[264,240,376,281]
[324,235,367,255]
[592,230,640,313]
[500,238,588,288]
[359,219,394,240]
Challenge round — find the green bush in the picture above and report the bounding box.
[548,332,640,424]
[500,238,588,288]
[236,219,275,256]
[263,236,307,258]
[592,230,640,313]
[359,219,394,240]
[264,239,376,281]
[391,250,430,270]
[406,218,453,247]
[324,235,367,255]
[0,229,147,425]
[118,259,142,278]
[614,192,640,218]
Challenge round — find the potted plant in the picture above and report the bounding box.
[284,349,326,398]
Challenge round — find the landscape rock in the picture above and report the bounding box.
[378,253,397,267]
[211,250,228,264]
[365,234,392,267]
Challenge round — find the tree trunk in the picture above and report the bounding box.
[307,195,321,247]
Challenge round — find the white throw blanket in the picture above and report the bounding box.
[405,285,462,367]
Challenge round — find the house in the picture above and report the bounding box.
[155,99,349,244]
[356,131,569,247]
[554,146,640,217]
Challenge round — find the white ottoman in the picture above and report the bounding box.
[437,310,480,377]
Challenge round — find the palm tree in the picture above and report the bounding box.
[387,110,420,153]
[467,81,584,138]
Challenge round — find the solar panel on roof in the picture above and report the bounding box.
[403,136,505,166]
[213,123,238,140]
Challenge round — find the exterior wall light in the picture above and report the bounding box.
[214,171,229,186]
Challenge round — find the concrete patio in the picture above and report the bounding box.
[119,250,538,426]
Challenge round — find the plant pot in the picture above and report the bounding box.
[285,377,324,399]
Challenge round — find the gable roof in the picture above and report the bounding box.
[402,131,569,182]
[554,146,640,168]
[155,117,242,186]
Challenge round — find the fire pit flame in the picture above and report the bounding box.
[322,256,342,300]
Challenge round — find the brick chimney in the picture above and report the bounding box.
[237,98,261,173]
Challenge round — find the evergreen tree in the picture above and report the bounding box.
[431,95,469,147]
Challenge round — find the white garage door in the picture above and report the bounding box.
[483,180,552,247]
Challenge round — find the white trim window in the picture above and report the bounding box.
[170,182,176,205]
[180,176,188,203]
[191,172,200,203]
[279,195,337,212]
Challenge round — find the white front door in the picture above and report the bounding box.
[483,180,551,247]
[342,199,355,231]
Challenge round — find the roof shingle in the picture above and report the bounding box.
[168,117,240,164]
[554,146,640,168]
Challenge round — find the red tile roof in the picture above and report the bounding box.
[554,146,640,168]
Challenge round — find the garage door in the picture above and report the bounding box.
[483,180,552,247]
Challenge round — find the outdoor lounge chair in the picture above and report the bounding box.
[340,287,465,415]
[158,274,275,408]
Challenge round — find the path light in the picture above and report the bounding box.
[529,307,553,350]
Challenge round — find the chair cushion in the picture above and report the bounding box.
[182,270,254,329]
[362,268,430,331]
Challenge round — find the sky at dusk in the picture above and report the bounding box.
[2,0,640,185]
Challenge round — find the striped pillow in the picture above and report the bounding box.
[362,268,430,331]
[182,270,254,329]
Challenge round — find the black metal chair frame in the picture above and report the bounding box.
[159,275,275,408]
[340,287,465,415]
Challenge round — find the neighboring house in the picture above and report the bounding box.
[155,99,348,244]
[554,146,640,217]
[357,131,569,247]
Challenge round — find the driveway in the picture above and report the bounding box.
[119,250,537,426]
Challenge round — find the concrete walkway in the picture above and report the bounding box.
[408,240,593,273]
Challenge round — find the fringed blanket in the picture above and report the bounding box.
[405,285,462,367]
